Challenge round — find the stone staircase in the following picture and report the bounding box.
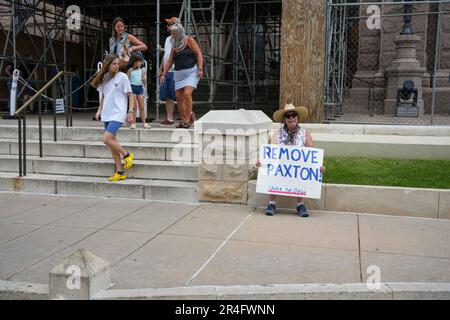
[0,124,200,202]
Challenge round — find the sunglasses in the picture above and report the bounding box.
[284,112,298,119]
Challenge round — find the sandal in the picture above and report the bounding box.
[189,111,196,125]
[181,122,191,129]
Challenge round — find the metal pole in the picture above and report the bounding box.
[53,83,57,142]
[234,0,239,109]
[156,0,161,122]
[69,74,73,127]
[430,2,442,126]
[187,0,192,36]
[12,0,16,70]
[252,1,257,109]
[83,2,87,109]
[38,95,42,158]
[65,73,69,127]
[18,112,22,177]
[210,0,216,108]
[23,111,26,176]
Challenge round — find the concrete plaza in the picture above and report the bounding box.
[1,192,449,292]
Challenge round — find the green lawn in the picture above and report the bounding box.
[323,157,450,189]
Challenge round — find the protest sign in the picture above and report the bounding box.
[256,144,324,199]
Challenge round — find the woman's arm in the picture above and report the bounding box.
[305,131,313,148]
[160,49,174,84]
[269,130,279,145]
[188,37,203,77]
[128,34,148,52]
[95,94,103,120]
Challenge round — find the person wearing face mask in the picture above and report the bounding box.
[109,17,148,70]
[160,23,203,129]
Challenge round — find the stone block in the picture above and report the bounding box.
[49,249,112,300]
[439,190,450,220]
[199,163,223,181]
[325,184,439,218]
[199,181,247,204]
[223,164,253,182]
[196,109,273,133]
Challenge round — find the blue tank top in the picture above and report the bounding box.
[173,45,196,71]
[130,68,142,85]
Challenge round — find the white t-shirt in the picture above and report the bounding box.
[98,72,132,123]
[164,36,175,72]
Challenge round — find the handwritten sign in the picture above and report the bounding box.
[256,144,324,199]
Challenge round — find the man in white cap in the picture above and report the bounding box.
[158,17,180,125]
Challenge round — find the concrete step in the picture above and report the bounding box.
[0,155,199,182]
[0,172,199,203]
[0,125,197,144]
[0,139,199,162]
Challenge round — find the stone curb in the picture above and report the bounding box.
[0,280,49,300]
[2,280,449,300]
[248,181,450,220]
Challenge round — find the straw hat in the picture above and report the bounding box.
[273,103,309,123]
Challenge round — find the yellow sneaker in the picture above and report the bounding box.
[108,172,127,182]
[124,153,134,170]
[123,153,134,170]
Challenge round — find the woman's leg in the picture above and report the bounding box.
[110,139,123,172]
[175,89,185,124]
[131,95,137,124]
[137,95,146,124]
[183,86,195,124]
[102,132,129,159]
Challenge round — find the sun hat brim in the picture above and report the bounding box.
[273,105,309,123]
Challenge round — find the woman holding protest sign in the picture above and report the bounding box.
[258,103,324,218]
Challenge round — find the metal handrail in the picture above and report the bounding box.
[16,71,75,177]
[15,71,65,115]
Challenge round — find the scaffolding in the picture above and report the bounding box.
[0,0,283,119]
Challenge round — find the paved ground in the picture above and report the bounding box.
[0,192,449,290]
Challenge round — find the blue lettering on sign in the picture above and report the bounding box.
[279,147,290,161]
[262,146,320,164]
[264,146,271,160]
[265,164,321,182]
